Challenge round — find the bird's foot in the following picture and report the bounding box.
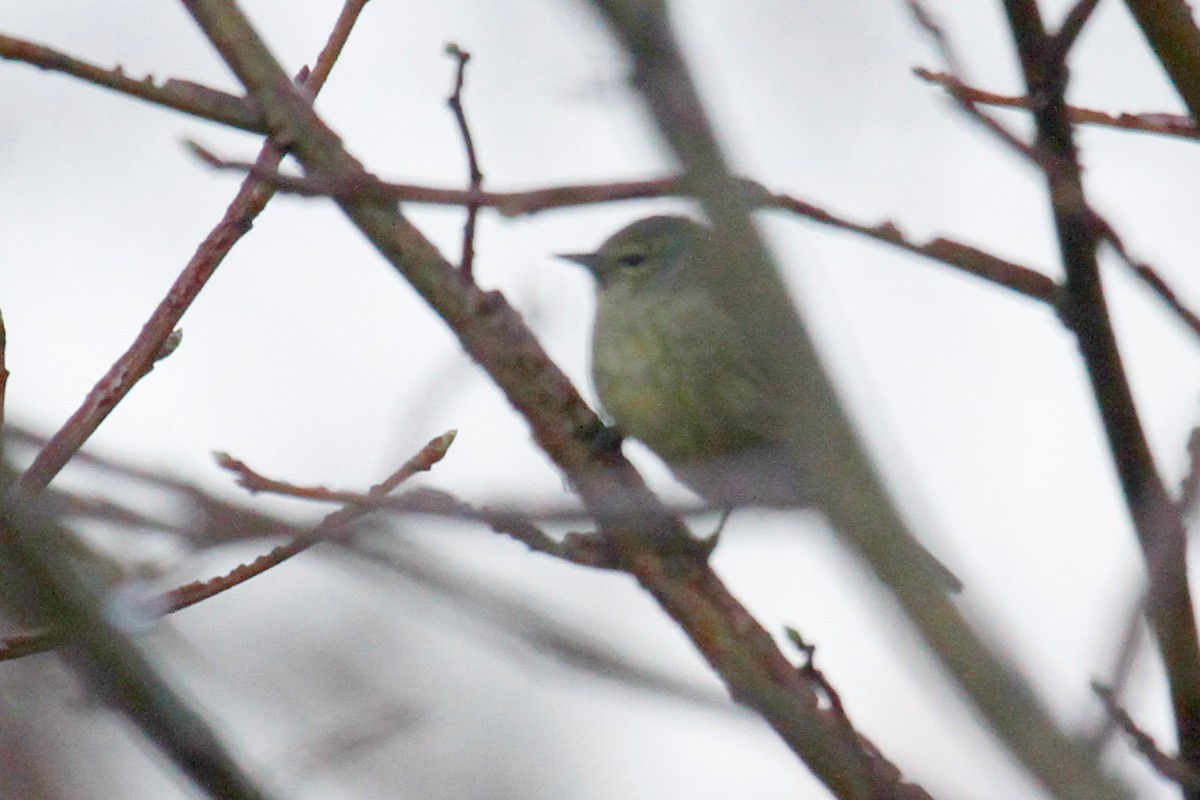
[579,418,624,460]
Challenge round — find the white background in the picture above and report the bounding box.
[3,2,1200,798]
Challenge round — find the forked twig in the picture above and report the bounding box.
[14,0,370,499]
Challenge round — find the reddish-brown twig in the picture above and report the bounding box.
[0,32,265,133]
[14,1,368,498]
[193,146,1063,308]
[168,429,458,614]
[907,1,1042,164]
[915,68,1199,140]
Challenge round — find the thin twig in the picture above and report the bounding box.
[1097,224,1200,342]
[907,1,1043,164]
[192,146,1060,305]
[167,429,458,614]
[1004,0,1200,786]
[763,190,1057,303]
[445,43,484,279]
[915,68,1199,139]
[14,1,368,499]
[0,33,265,133]
[1050,0,1104,63]
[1094,682,1200,791]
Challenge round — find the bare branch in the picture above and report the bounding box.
[1050,0,1104,62]
[0,32,265,132]
[1003,0,1200,785]
[915,67,1200,139]
[15,2,367,498]
[907,1,1043,163]
[1121,0,1200,125]
[444,43,484,279]
[1094,682,1200,791]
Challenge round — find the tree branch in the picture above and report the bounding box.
[590,2,1126,798]
[1003,2,1200,794]
[176,1,939,797]
[14,0,367,498]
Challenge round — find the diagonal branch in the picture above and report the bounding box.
[1003,2,1200,795]
[176,2,939,798]
[14,0,367,498]
[592,2,1126,799]
[0,32,265,132]
[1122,0,1200,124]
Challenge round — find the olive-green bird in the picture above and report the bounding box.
[561,215,960,590]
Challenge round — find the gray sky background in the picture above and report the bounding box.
[3,2,1200,799]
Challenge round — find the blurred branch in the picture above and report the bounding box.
[0,312,7,447]
[1094,682,1200,792]
[340,539,734,713]
[0,32,266,133]
[0,428,457,662]
[14,0,368,498]
[0,484,276,800]
[176,2,936,797]
[1182,427,1200,517]
[1003,0,1200,790]
[593,2,1125,799]
[915,67,1200,139]
[1122,0,1200,124]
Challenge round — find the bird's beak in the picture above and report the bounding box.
[557,252,601,274]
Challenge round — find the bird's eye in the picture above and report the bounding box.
[619,253,646,267]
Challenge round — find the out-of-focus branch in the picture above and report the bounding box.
[177,2,933,798]
[0,427,457,662]
[1121,0,1200,124]
[0,485,276,800]
[0,32,265,133]
[0,312,8,447]
[14,0,368,498]
[1095,682,1200,792]
[591,2,1125,799]
[1003,1,1200,794]
[339,540,730,711]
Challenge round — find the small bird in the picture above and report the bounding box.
[561,215,960,590]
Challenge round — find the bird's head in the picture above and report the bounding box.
[558,215,708,291]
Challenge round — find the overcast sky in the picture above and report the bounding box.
[4,2,1200,799]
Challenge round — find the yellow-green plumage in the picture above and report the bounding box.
[562,215,961,591]
[564,215,800,507]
